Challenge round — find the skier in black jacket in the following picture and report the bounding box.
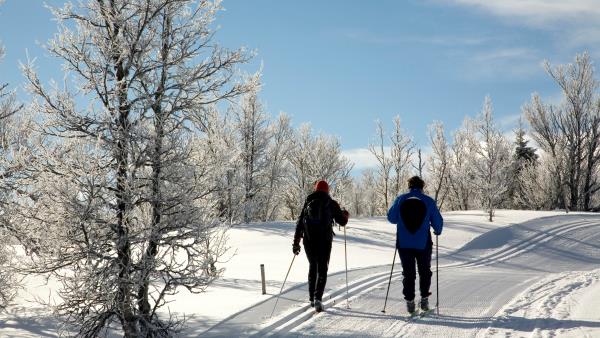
[293,180,349,312]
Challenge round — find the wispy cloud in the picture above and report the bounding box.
[542,90,564,106]
[445,0,600,50]
[499,113,522,130]
[447,0,600,26]
[461,47,543,80]
[343,30,490,47]
[471,47,536,62]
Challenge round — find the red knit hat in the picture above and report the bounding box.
[315,180,329,193]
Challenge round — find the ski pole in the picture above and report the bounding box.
[436,235,439,315]
[270,254,296,318]
[343,224,349,309]
[381,248,397,313]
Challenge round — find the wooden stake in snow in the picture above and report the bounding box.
[261,264,266,295]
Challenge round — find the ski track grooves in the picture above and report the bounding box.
[443,219,594,269]
[478,270,600,338]
[252,269,403,337]
[256,218,599,336]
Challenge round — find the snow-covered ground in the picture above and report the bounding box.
[2,210,600,337]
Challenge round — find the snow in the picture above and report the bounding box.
[480,269,600,338]
[2,209,600,337]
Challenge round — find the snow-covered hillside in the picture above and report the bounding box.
[1,210,600,337]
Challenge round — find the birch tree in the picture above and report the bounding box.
[545,53,600,210]
[368,120,392,213]
[197,107,241,223]
[471,96,511,221]
[446,118,476,210]
[523,94,566,209]
[261,113,292,221]
[359,169,379,217]
[524,53,600,211]
[426,121,450,209]
[515,156,555,210]
[390,116,414,197]
[20,1,254,336]
[231,88,270,223]
[0,32,24,311]
[284,124,353,219]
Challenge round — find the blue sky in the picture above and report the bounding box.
[1,0,600,169]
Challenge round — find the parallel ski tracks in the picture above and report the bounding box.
[444,219,596,270]
[257,218,599,336]
[252,269,403,336]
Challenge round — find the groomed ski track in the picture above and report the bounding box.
[199,214,600,337]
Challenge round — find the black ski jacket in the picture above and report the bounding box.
[293,191,348,245]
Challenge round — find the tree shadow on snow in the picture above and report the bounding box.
[382,313,600,333]
[0,306,58,337]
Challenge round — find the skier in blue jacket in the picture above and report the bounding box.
[387,176,443,314]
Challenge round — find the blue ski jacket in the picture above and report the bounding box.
[387,188,443,250]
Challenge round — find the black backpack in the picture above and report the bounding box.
[302,197,332,240]
[400,197,427,234]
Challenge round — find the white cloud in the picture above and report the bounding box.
[342,146,434,173]
[542,90,564,106]
[341,148,383,171]
[448,0,600,26]
[446,0,600,50]
[471,48,536,62]
[343,30,490,47]
[461,47,542,80]
[499,113,522,129]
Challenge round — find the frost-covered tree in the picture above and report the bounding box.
[390,116,414,197]
[515,155,555,210]
[546,53,600,210]
[471,96,511,221]
[0,23,27,311]
[523,95,566,209]
[197,107,241,223]
[261,113,293,221]
[525,53,600,211]
[412,149,424,178]
[446,118,476,211]
[359,169,379,217]
[426,121,450,209]
[20,0,254,336]
[368,120,393,214]
[284,124,353,219]
[342,179,363,217]
[509,119,538,209]
[231,88,270,222]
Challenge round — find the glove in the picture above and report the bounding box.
[341,208,349,226]
[292,243,301,255]
[434,231,441,236]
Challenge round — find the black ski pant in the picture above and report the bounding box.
[398,241,432,301]
[303,239,332,301]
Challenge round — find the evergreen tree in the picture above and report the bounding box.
[514,120,538,164]
[510,119,538,208]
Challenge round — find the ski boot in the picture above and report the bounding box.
[406,299,416,314]
[420,297,430,312]
[315,300,324,313]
